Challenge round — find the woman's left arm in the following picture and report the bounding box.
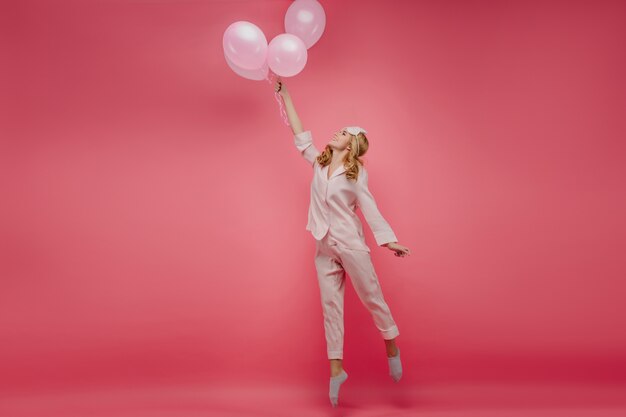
[355,168,396,244]
[356,169,411,257]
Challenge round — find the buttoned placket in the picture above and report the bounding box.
[322,164,348,246]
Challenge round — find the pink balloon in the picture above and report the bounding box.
[224,53,269,81]
[223,21,268,70]
[284,0,326,49]
[267,33,308,77]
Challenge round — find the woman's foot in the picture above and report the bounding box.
[329,369,348,407]
[388,346,402,382]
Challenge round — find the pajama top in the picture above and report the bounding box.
[294,130,398,252]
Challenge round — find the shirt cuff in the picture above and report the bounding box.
[374,231,398,246]
[294,130,313,152]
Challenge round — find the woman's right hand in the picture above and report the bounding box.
[274,77,289,97]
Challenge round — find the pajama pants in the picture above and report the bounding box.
[314,232,400,360]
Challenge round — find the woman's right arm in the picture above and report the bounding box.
[275,79,319,166]
[274,79,303,135]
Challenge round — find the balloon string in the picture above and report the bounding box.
[266,71,290,126]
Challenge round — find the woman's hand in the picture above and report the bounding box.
[274,77,289,98]
[385,242,411,257]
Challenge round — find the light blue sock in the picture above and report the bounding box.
[388,346,402,382]
[329,369,348,407]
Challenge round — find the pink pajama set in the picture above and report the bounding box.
[294,130,400,360]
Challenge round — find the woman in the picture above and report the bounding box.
[275,78,411,407]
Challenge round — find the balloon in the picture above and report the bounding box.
[284,0,326,49]
[267,33,307,77]
[223,21,268,70]
[225,53,269,80]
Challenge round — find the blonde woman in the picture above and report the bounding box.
[275,78,411,407]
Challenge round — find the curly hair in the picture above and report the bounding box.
[315,131,370,182]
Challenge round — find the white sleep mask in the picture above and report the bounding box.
[345,126,367,154]
[345,126,368,136]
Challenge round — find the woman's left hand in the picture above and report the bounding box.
[385,242,411,257]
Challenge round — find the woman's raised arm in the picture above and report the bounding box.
[274,78,303,135]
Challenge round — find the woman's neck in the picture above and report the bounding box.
[331,149,348,165]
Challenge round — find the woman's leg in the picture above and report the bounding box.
[315,238,351,405]
[340,248,403,382]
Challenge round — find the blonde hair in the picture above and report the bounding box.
[316,131,369,181]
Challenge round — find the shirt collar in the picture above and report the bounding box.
[325,164,346,180]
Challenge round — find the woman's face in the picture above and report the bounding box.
[329,127,352,151]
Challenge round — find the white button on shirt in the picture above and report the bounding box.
[294,130,398,252]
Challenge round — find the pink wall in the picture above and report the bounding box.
[1,0,625,392]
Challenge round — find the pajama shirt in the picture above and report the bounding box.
[294,130,400,359]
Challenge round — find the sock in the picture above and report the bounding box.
[329,369,348,407]
[388,346,402,382]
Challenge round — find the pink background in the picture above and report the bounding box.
[2,0,626,410]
